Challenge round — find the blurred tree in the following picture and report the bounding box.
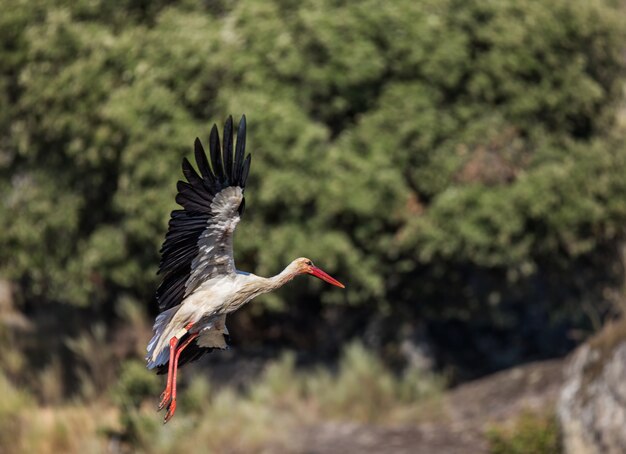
[1,0,625,375]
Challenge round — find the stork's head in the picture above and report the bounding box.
[293,257,345,288]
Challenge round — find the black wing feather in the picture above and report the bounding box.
[234,115,246,185]
[182,157,204,188]
[223,116,234,184]
[193,138,214,184]
[209,124,225,181]
[175,181,212,211]
[241,154,252,188]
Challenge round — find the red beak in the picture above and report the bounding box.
[308,266,345,288]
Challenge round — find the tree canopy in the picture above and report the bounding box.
[2,0,626,372]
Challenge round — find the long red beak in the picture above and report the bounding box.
[308,266,345,288]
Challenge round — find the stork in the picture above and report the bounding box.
[146,115,344,423]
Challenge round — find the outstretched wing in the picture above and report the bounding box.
[156,115,251,312]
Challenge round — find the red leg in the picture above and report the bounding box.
[164,331,199,423]
[158,322,195,411]
[158,336,179,410]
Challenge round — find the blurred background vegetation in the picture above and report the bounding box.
[1,0,626,452]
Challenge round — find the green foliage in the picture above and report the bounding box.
[65,324,117,398]
[249,342,444,423]
[487,411,561,454]
[110,360,161,446]
[1,0,625,367]
[303,342,443,422]
[111,360,160,408]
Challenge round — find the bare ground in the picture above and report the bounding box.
[289,359,564,454]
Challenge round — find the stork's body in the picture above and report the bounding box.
[147,262,319,369]
[146,115,344,423]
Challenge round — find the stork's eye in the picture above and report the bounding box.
[305,260,313,266]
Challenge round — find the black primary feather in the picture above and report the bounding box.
[156,115,251,314]
[209,124,225,181]
[193,138,212,183]
[241,154,251,187]
[223,116,234,184]
[234,115,246,185]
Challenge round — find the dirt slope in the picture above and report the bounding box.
[292,359,564,454]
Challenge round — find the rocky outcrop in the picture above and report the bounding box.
[558,319,626,454]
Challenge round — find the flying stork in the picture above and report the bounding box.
[146,115,345,423]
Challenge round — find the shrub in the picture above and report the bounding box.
[487,411,561,454]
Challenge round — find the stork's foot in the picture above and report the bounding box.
[158,388,171,411]
[164,399,177,424]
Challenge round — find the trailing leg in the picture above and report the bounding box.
[164,330,198,423]
[158,322,194,411]
[158,336,179,411]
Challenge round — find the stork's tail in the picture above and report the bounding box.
[146,306,178,369]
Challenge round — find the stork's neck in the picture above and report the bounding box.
[266,263,300,291]
[229,264,301,312]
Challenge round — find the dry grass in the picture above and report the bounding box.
[0,342,443,454]
[0,372,116,454]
